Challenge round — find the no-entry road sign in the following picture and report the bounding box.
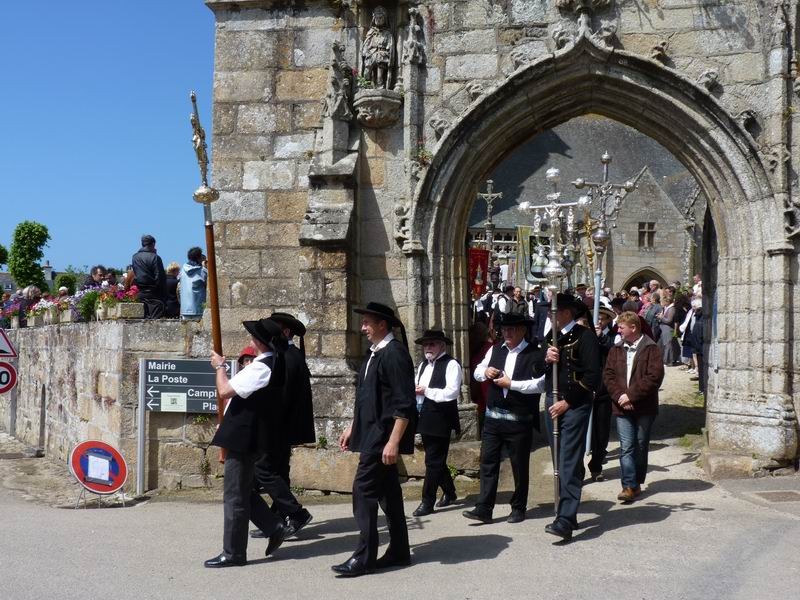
[69,440,128,495]
[0,361,18,395]
[139,358,236,414]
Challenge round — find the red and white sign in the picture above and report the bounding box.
[69,441,128,495]
[0,329,17,359]
[0,362,17,395]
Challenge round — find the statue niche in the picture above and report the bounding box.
[354,6,402,129]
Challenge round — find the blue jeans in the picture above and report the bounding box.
[615,414,656,489]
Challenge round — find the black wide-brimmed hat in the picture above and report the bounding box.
[269,312,306,337]
[243,318,284,348]
[555,293,583,311]
[414,329,453,345]
[499,312,533,327]
[353,302,403,328]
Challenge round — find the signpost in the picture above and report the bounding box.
[135,358,236,496]
[0,362,18,395]
[140,358,235,414]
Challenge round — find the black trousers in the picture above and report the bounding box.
[137,288,165,319]
[222,450,283,560]
[588,397,612,475]
[254,442,303,520]
[351,453,410,566]
[544,395,591,530]
[421,434,456,505]
[476,417,533,513]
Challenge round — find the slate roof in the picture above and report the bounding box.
[468,114,700,230]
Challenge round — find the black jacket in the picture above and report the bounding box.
[281,344,316,446]
[350,338,417,456]
[535,323,602,406]
[132,247,166,298]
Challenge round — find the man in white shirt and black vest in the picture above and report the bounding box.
[464,312,546,525]
[204,318,289,568]
[334,303,417,577]
[412,329,462,517]
[250,312,315,541]
[538,294,602,542]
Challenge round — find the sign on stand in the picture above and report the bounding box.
[139,358,236,414]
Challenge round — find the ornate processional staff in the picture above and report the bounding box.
[520,167,580,512]
[189,91,224,456]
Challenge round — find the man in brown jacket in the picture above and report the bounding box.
[603,311,665,503]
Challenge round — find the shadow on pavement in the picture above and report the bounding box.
[571,497,714,542]
[644,478,714,494]
[412,534,512,564]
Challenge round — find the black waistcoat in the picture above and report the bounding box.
[416,354,461,438]
[486,342,541,419]
[211,355,278,454]
[350,339,417,456]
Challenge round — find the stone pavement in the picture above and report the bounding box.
[2,369,800,599]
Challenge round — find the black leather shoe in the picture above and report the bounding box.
[436,493,457,508]
[204,553,246,568]
[250,529,267,539]
[462,508,492,524]
[412,502,434,517]
[507,509,526,523]
[331,557,373,577]
[544,520,573,541]
[265,523,287,557]
[375,552,412,570]
[286,510,313,538]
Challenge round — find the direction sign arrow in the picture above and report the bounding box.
[147,386,159,398]
[146,398,159,410]
[0,329,17,359]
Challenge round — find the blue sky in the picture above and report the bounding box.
[0,2,215,273]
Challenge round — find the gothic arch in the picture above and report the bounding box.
[402,35,797,465]
[620,268,670,292]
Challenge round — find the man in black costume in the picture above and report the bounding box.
[250,312,316,540]
[333,302,417,577]
[537,294,602,541]
[412,329,462,517]
[204,318,289,568]
[464,312,546,525]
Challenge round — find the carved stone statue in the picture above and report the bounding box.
[403,6,426,66]
[393,201,410,244]
[361,6,395,89]
[322,41,353,121]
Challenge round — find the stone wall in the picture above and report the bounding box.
[196,1,800,477]
[0,321,242,492]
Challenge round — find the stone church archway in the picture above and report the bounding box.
[405,35,797,470]
[621,268,670,293]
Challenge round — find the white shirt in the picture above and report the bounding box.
[624,335,644,387]
[543,318,576,337]
[499,264,509,282]
[497,295,508,313]
[229,351,273,400]
[416,353,462,403]
[365,332,394,376]
[474,339,546,397]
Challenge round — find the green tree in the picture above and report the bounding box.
[0,244,8,268]
[8,221,50,290]
[54,273,78,295]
